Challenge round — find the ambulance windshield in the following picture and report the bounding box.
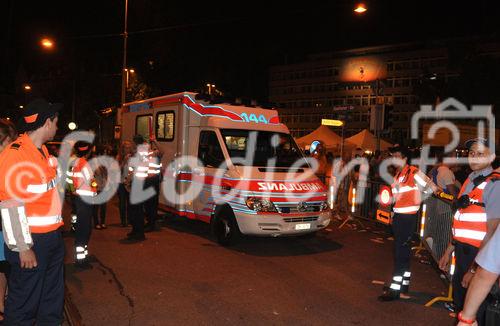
[221,129,308,168]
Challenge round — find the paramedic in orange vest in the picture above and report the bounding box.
[438,138,498,324]
[379,145,440,301]
[71,140,97,269]
[0,98,64,325]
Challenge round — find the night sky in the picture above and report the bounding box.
[2,0,497,104]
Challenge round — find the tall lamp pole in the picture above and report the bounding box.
[118,0,129,126]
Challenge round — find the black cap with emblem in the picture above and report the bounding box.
[17,98,62,133]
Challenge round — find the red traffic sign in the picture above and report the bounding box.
[378,185,392,207]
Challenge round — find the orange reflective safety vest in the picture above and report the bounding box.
[71,157,97,197]
[391,165,428,214]
[0,134,63,233]
[130,144,162,179]
[452,172,499,248]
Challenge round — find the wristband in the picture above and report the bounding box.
[458,311,475,324]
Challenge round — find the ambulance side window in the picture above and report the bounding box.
[156,111,175,141]
[198,131,224,168]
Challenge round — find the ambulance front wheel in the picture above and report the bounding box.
[212,206,241,246]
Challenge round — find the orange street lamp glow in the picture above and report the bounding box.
[41,38,54,49]
[24,85,32,91]
[354,3,367,14]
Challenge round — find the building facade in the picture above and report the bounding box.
[269,39,500,143]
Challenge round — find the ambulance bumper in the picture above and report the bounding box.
[235,210,331,236]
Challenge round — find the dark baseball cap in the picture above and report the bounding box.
[464,137,490,150]
[74,140,93,156]
[389,144,410,157]
[133,134,145,145]
[18,98,62,132]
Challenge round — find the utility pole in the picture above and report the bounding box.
[118,0,129,127]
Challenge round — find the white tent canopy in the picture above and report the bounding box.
[345,129,393,151]
[295,125,343,151]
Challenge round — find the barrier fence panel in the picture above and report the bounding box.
[418,194,456,307]
[351,180,385,221]
[419,195,454,277]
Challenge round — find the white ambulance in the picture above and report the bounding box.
[121,92,331,245]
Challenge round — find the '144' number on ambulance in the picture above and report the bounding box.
[240,113,268,124]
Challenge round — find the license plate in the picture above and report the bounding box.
[295,223,311,230]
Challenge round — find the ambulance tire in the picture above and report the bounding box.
[212,206,241,246]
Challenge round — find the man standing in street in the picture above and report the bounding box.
[124,134,162,242]
[0,99,65,325]
[71,140,97,269]
[439,138,499,325]
[378,145,440,301]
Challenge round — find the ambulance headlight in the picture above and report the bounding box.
[245,197,277,212]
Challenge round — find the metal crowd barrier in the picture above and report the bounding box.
[419,195,454,270]
[417,194,456,307]
[351,180,385,221]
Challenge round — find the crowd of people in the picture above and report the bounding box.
[0,97,497,325]
[0,99,164,324]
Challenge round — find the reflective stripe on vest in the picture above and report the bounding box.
[76,189,97,197]
[26,178,57,194]
[453,210,487,222]
[391,186,418,194]
[27,215,63,226]
[453,229,486,241]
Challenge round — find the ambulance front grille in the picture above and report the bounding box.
[283,216,319,223]
[274,202,322,214]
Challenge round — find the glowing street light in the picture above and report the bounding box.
[24,84,32,91]
[125,68,135,88]
[40,38,55,50]
[354,3,367,14]
[68,122,77,130]
[206,83,216,95]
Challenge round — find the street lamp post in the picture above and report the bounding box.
[118,0,129,127]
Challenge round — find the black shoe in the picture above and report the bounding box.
[444,302,456,312]
[131,234,146,241]
[378,289,400,302]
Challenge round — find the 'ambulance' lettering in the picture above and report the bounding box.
[257,182,322,192]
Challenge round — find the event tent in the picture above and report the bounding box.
[345,129,393,151]
[295,125,343,151]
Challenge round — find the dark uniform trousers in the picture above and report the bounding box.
[144,176,160,228]
[129,198,145,237]
[392,213,418,289]
[74,195,93,255]
[4,230,65,325]
[453,241,487,325]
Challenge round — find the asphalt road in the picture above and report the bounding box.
[62,198,454,326]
